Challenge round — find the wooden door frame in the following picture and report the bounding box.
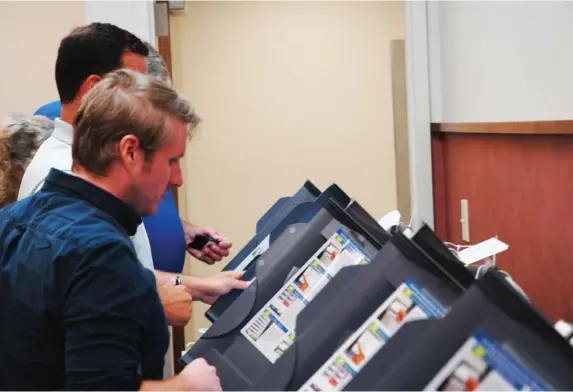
[155,0,185,374]
[155,1,178,209]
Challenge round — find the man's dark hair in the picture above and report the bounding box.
[55,23,149,104]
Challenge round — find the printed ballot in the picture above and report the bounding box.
[299,279,446,392]
[457,238,508,266]
[241,229,371,363]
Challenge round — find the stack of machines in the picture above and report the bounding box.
[181,181,573,391]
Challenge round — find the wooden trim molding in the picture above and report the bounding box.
[431,133,448,240]
[154,0,185,375]
[155,1,177,208]
[431,120,573,135]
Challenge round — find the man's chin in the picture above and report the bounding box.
[136,205,159,218]
[146,206,159,217]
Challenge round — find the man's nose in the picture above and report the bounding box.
[170,163,183,188]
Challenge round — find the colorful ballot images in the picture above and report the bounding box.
[241,229,371,363]
[299,279,446,392]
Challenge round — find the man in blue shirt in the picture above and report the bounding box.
[0,69,220,390]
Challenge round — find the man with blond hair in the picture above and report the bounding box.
[0,69,221,391]
[21,23,247,329]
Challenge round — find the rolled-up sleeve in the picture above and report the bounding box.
[63,242,154,391]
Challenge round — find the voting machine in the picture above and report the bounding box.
[181,199,386,389]
[343,269,573,391]
[253,224,475,391]
[206,182,351,322]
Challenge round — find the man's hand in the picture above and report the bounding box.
[183,222,232,264]
[153,358,220,391]
[187,271,249,304]
[179,358,221,391]
[157,283,193,327]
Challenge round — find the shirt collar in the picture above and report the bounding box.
[42,168,141,236]
[51,118,73,145]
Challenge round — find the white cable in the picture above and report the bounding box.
[408,202,416,231]
[475,264,488,279]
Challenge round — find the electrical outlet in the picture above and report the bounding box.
[461,199,470,242]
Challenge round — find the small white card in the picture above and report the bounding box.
[555,319,573,338]
[378,210,401,231]
[402,228,415,239]
[457,238,509,265]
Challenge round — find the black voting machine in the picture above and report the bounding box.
[181,192,388,388]
[250,225,474,391]
[181,182,573,391]
[341,269,573,391]
[205,181,350,322]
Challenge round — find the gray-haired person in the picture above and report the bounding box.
[0,114,54,207]
[146,42,171,85]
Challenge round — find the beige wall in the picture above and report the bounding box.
[170,1,404,340]
[0,1,85,119]
[390,40,411,224]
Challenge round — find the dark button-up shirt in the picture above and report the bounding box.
[0,169,169,390]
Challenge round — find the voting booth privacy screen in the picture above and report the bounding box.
[205,182,351,322]
[344,270,573,391]
[183,182,573,391]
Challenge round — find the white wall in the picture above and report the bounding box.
[405,1,434,230]
[428,1,573,123]
[84,0,155,45]
[0,1,85,119]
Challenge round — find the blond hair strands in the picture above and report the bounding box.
[72,69,200,176]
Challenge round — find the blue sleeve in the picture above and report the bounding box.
[34,100,62,120]
[63,242,158,390]
[143,189,186,273]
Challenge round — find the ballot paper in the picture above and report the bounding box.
[241,229,371,363]
[299,279,446,392]
[457,238,509,266]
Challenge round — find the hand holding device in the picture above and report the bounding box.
[184,224,232,264]
[187,234,218,251]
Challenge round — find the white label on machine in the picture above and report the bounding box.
[299,279,446,392]
[233,235,271,272]
[377,210,401,231]
[241,229,371,363]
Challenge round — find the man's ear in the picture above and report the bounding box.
[118,135,141,167]
[78,74,102,97]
